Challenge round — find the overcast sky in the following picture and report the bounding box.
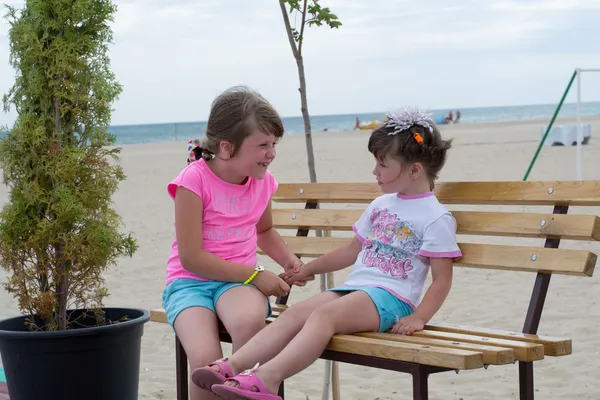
[1,0,600,126]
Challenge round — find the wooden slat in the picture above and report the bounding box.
[272,209,600,241]
[327,334,483,370]
[356,332,514,365]
[410,330,544,362]
[151,307,571,358]
[149,308,284,325]
[426,322,572,357]
[272,209,363,231]
[273,183,380,203]
[273,181,600,206]
[454,211,600,240]
[265,236,596,276]
[150,308,483,369]
[150,308,168,324]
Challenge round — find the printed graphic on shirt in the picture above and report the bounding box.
[362,207,423,279]
[204,225,255,241]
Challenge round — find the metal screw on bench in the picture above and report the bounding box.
[531,254,537,261]
[540,220,546,227]
[299,188,304,194]
[484,364,489,370]
[455,369,460,374]
[547,187,554,194]
[292,214,296,220]
[452,342,460,345]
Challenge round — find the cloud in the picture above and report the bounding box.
[1,0,599,127]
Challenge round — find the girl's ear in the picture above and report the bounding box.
[410,162,424,180]
[218,140,232,160]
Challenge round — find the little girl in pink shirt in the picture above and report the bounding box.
[163,86,312,400]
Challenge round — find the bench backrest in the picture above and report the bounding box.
[262,180,600,334]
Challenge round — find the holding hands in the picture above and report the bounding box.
[280,259,314,286]
[279,258,315,286]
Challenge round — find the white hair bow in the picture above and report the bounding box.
[385,106,433,136]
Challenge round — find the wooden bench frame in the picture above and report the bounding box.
[150,180,600,400]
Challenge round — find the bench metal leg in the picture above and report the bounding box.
[411,365,429,400]
[518,205,569,400]
[176,336,189,400]
[519,362,534,400]
[278,381,285,399]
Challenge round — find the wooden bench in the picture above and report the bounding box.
[150,180,600,400]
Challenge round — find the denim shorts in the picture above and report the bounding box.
[162,278,272,327]
[328,285,413,332]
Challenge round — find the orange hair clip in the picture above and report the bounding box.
[413,132,424,144]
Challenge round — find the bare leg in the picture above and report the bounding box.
[216,285,270,353]
[227,291,380,394]
[174,307,222,400]
[190,286,272,392]
[225,291,342,374]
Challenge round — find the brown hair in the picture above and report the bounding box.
[195,86,284,160]
[368,118,452,189]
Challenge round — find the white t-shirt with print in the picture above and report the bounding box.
[343,192,462,310]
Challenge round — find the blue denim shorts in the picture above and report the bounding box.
[328,285,413,332]
[162,278,272,327]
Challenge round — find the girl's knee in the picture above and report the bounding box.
[308,303,336,324]
[227,312,266,341]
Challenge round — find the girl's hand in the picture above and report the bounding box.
[280,261,311,286]
[252,270,290,297]
[391,314,426,335]
[282,258,314,287]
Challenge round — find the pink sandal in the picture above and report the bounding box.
[211,363,281,400]
[191,358,234,391]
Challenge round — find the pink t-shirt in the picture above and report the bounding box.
[165,159,278,285]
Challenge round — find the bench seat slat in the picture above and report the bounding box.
[150,309,168,324]
[272,209,600,241]
[264,236,596,276]
[150,308,483,369]
[356,332,514,365]
[426,322,572,356]
[327,334,483,370]
[410,330,544,362]
[273,181,600,206]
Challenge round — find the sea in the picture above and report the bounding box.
[3,102,600,145]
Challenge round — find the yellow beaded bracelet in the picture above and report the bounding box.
[244,265,264,284]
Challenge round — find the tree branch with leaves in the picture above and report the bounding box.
[278,0,341,183]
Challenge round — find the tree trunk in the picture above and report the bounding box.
[296,55,317,184]
[54,98,68,331]
[278,0,318,184]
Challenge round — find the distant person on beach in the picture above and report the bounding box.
[444,111,453,124]
[455,110,461,123]
[354,116,360,130]
[164,86,312,400]
[193,107,461,400]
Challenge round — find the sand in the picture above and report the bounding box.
[1,115,600,399]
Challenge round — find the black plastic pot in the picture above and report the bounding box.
[0,307,150,400]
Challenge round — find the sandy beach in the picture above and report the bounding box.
[1,115,600,399]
